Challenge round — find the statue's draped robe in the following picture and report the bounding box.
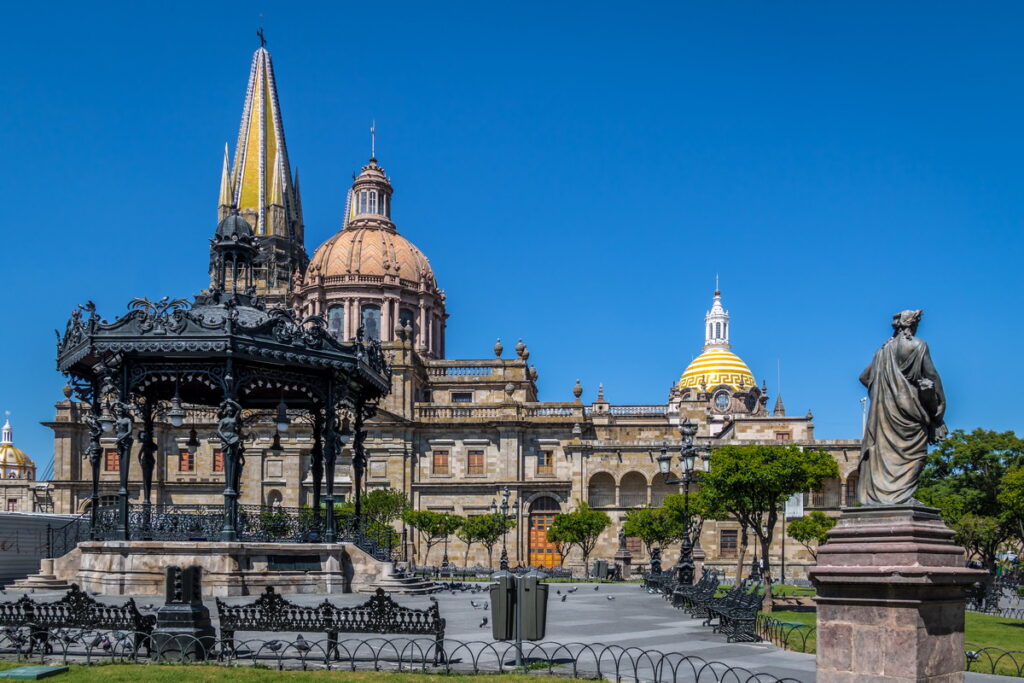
[857,336,945,505]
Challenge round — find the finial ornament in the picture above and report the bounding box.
[493,338,503,358]
[856,309,946,506]
[257,27,266,48]
[370,120,376,160]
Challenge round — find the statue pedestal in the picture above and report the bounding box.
[809,505,985,683]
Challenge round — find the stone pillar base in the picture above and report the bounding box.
[809,505,986,683]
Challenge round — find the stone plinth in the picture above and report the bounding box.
[809,505,986,683]
[54,541,390,597]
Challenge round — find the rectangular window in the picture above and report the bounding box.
[719,529,738,558]
[432,450,449,475]
[775,432,791,440]
[6,499,16,512]
[213,449,224,473]
[104,448,119,472]
[179,450,194,472]
[467,450,484,475]
[358,191,368,213]
[451,392,473,403]
[368,190,378,214]
[537,450,554,475]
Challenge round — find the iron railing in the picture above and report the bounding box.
[46,504,393,562]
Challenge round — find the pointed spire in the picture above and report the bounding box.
[1,411,12,446]
[231,44,295,236]
[773,395,786,416]
[703,286,731,350]
[218,143,234,210]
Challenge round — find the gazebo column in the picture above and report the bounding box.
[137,396,157,541]
[353,400,367,526]
[84,382,103,541]
[113,368,134,542]
[322,392,338,544]
[218,394,244,542]
[311,410,324,528]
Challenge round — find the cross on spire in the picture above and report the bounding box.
[370,120,376,160]
[257,27,266,48]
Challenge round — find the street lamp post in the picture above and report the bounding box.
[491,485,519,571]
[656,418,701,586]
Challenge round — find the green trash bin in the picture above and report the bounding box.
[489,574,516,640]
[518,574,549,641]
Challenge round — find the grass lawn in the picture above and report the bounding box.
[764,609,1024,677]
[0,662,591,682]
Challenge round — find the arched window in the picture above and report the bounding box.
[619,472,648,508]
[587,473,615,508]
[327,305,345,340]
[361,304,381,341]
[844,472,859,505]
[810,478,841,508]
[650,473,677,506]
[715,322,721,338]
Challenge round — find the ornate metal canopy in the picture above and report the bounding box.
[56,212,391,544]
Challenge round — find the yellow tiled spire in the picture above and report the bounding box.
[230,46,295,237]
[214,42,307,304]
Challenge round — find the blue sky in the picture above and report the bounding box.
[2,2,1022,472]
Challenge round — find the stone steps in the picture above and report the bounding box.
[361,571,441,595]
[12,573,73,591]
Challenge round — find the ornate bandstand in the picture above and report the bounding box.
[51,212,393,595]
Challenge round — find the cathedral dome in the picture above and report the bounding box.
[305,226,437,289]
[0,416,35,479]
[677,288,756,392]
[679,348,756,392]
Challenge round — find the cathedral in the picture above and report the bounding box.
[45,43,861,579]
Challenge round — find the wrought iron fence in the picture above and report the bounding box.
[47,504,393,562]
[0,632,809,682]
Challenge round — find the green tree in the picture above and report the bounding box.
[699,444,838,610]
[456,513,515,568]
[787,511,836,561]
[622,507,685,554]
[547,501,611,571]
[402,510,463,565]
[336,488,409,551]
[917,429,1024,571]
[997,467,1024,554]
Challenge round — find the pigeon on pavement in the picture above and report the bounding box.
[560,594,567,602]
[479,617,488,628]
[606,595,616,600]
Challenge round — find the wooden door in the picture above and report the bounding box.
[529,512,559,568]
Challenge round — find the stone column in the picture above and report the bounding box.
[810,505,985,683]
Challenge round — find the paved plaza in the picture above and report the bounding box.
[1,581,1015,682]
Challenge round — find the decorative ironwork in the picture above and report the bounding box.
[216,587,445,662]
[0,584,154,655]
[55,212,391,544]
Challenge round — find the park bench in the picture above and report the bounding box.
[709,583,764,642]
[216,587,446,663]
[687,581,749,621]
[671,570,719,610]
[643,569,675,594]
[0,584,154,655]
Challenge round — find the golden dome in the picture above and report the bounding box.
[304,226,438,289]
[0,416,34,477]
[679,348,756,392]
[0,444,32,469]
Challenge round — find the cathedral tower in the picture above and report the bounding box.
[216,42,308,304]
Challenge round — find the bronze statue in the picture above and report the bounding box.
[857,310,947,505]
